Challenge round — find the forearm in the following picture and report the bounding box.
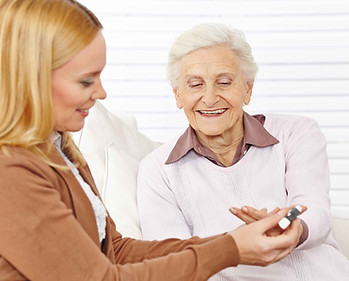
[285,117,332,249]
[112,231,231,264]
[105,234,239,281]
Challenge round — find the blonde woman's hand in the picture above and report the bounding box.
[228,209,302,266]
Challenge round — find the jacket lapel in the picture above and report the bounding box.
[46,145,100,247]
[77,164,101,198]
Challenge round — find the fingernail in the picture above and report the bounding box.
[242,206,248,213]
[229,208,237,214]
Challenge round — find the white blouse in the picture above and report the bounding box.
[52,132,107,243]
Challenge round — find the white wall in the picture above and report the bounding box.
[79,0,349,212]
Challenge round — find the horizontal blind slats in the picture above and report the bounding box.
[80,0,349,211]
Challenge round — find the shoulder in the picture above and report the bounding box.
[0,146,54,180]
[139,136,180,170]
[264,114,321,135]
[264,113,318,127]
[263,114,325,148]
[0,146,40,165]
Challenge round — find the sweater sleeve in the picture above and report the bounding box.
[283,116,332,249]
[0,150,239,281]
[137,150,193,240]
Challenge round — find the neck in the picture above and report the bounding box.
[196,125,244,167]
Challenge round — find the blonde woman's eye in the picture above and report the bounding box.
[80,79,94,87]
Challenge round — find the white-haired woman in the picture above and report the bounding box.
[137,23,349,280]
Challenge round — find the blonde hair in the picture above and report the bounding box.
[0,0,102,166]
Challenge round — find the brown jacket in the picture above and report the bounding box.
[0,145,239,281]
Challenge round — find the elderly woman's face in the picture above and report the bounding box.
[51,31,106,132]
[174,44,253,138]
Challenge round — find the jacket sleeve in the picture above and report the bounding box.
[0,150,239,281]
[105,229,239,281]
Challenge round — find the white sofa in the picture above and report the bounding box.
[73,102,161,239]
[73,101,349,260]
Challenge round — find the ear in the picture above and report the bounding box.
[173,88,183,109]
[243,82,254,105]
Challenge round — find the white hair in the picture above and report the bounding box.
[167,23,258,88]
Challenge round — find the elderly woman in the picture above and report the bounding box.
[0,1,304,280]
[137,23,349,280]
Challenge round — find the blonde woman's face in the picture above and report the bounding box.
[51,31,106,132]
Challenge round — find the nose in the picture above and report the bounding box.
[201,85,219,107]
[91,80,106,100]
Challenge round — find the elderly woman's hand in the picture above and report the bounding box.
[228,209,302,266]
[230,205,307,237]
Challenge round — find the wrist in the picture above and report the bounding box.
[296,219,309,246]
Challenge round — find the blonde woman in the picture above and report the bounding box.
[0,1,302,280]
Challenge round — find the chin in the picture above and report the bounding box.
[69,124,85,132]
[55,122,85,133]
[198,127,225,136]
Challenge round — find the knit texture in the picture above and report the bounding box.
[138,114,349,281]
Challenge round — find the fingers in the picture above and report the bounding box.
[241,206,269,220]
[229,205,307,237]
[252,210,288,233]
[269,218,301,250]
[270,207,281,214]
[228,205,307,266]
[257,218,302,265]
[229,207,256,224]
[228,215,302,266]
[229,206,281,224]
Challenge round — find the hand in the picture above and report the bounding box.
[230,205,307,237]
[228,209,303,266]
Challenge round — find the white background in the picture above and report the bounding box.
[79,0,349,212]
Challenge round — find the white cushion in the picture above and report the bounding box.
[103,143,142,238]
[332,209,349,259]
[72,102,161,238]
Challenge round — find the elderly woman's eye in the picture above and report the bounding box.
[217,79,231,86]
[188,81,203,88]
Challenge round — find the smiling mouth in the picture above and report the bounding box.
[77,109,89,113]
[198,109,227,115]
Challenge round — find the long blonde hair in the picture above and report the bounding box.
[0,0,102,166]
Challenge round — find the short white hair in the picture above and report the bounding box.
[167,23,258,88]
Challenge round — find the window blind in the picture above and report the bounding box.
[79,0,349,212]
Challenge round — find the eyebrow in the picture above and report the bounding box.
[184,75,202,80]
[79,70,103,78]
[184,73,235,80]
[216,72,235,78]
